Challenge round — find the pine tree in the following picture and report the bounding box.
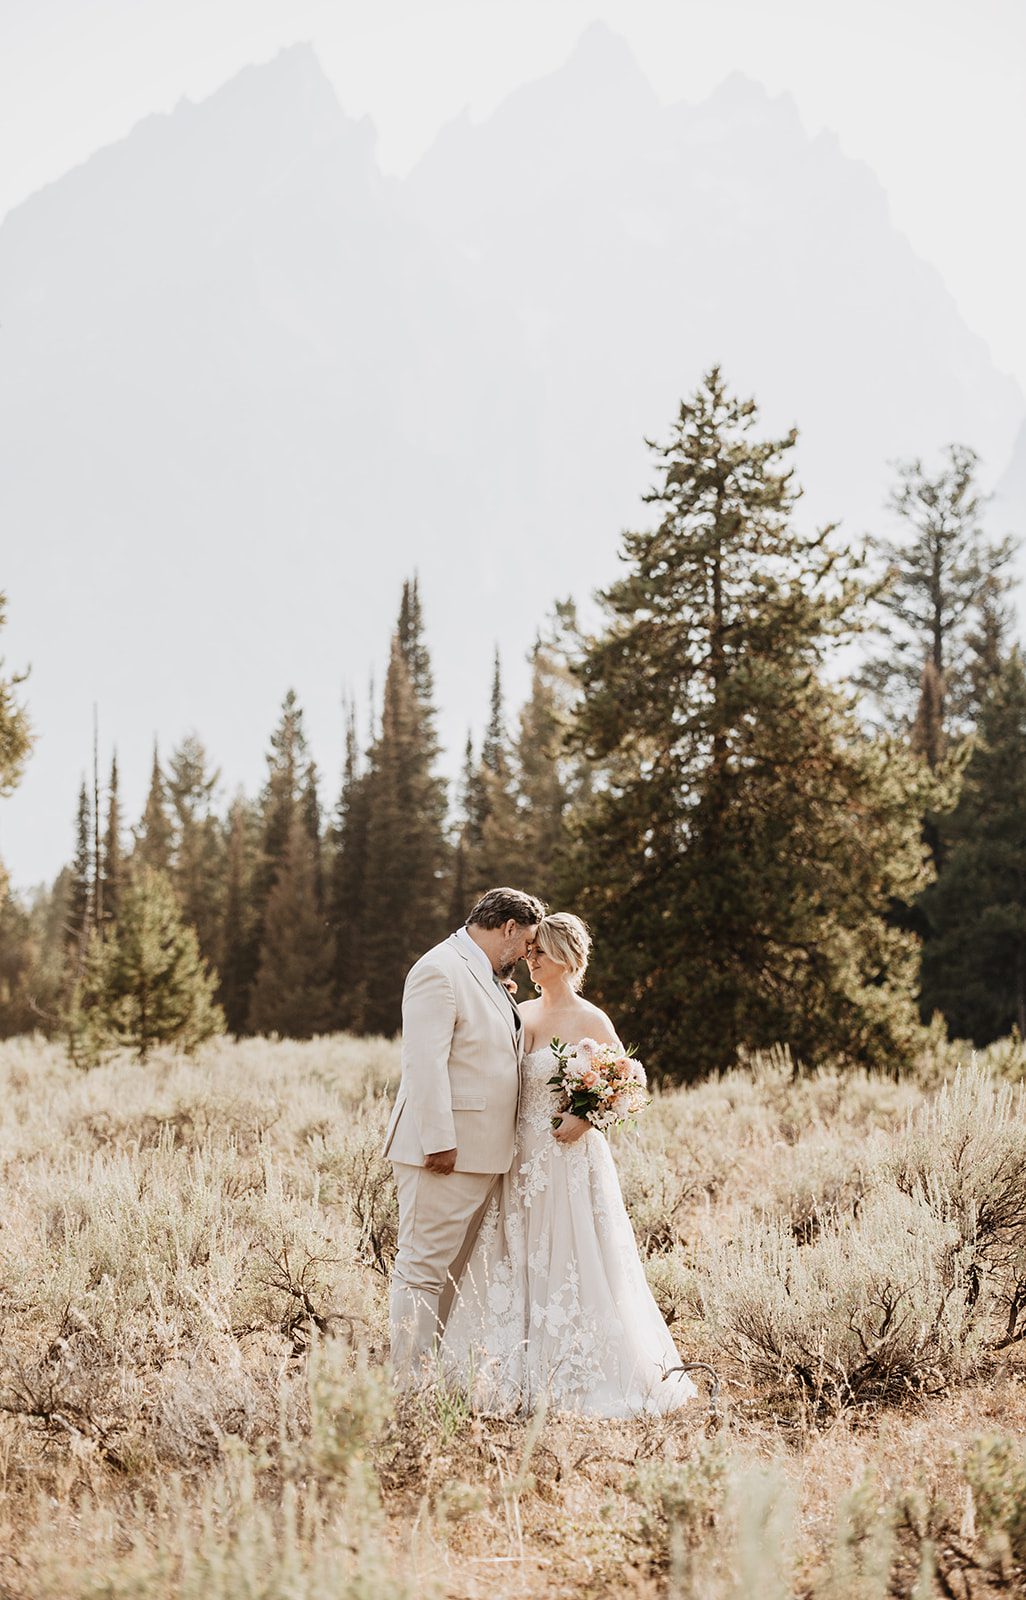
[566,368,932,1080]
[446,734,478,926]
[248,812,334,1037]
[327,700,371,1029]
[481,648,506,779]
[101,753,124,927]
[0,878,69,1037]
[361,620,449,1034]
[67,780,94,963]
[0,891,39,1035]
[218,793,258,1035]
[455,649,519,898]
[920,649,1026,1043]
[300,759,325,904]
[68,866,224,1064]
[397,576,435,715]
[166,734,225,965]
[508,615,590,897]
[859,445,1018,747]
[239,691,311,1028]
[967,573,1012,712]
[135,744,173,872]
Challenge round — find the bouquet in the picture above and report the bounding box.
[548,1037,649,1132]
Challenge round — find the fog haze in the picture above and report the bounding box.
[1,22,1023,886]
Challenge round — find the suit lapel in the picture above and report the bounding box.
[450,935,520,1044]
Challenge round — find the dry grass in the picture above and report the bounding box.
[2,1031,1026,1597]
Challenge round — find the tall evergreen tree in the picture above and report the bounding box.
[859,444,1018,751]
[166,734,225,966]
[68,866,224,1065]
[446,733,478,926]
[256,691,309,877]
[300,759,325,904]
[219,792,259,1034]
[566,368,932,1080]
[240,691,311,1027]
[397,576,435,714]
[458,649,519,897]
[481,648,506,779]
[67,780,94,962]
[508,616,590,897]
[101,753,124,927]
[361,616,449,1034]
[135,744,173,872]
[967,573,1013,712]
[0,879,67,1037]
[248,811,334,1037]
[327,700,371,1030]
[920,649,1026,1043]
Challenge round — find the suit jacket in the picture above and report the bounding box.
[383,933,524,1174]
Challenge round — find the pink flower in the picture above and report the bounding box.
[580,1068,599,1089]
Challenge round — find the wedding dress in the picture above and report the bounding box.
[439,1046,698,1417]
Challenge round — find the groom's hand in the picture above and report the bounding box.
[424,1147,458,1174]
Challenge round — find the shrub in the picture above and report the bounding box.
[965,1433,1026,1571]
[699,1187,986,1411]
[890,1068,1026,1346]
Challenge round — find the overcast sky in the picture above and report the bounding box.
[2,0,1025,391]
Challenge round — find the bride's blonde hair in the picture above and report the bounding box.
[535,912,591,992]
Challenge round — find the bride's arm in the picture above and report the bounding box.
[552,1006,624,1145]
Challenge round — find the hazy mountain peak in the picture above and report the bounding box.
[172,42,370,161]
[692,70,806,141]
[558,19,653,89]
[410,22,657,223]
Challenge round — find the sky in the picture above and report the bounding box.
[2,0,1025,391]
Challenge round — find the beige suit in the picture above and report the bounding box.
[386,933,524,1383]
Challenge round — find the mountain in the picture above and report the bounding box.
[1,29,1022,886]
[408,25,1021,557]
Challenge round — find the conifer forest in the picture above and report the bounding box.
[2,371,1021,1074]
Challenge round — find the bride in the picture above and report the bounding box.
[440,912,698,1417]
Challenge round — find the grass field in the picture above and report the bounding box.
[3,1031,1026,1598]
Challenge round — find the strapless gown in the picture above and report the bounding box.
[439,1047,698,1416]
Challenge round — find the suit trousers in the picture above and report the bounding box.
[389,1161,498,1386]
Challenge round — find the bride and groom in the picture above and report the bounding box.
[383,886,697,1416]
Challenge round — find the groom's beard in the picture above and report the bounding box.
[500,961,517,980]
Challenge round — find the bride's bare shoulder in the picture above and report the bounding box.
[575,997,620,1046]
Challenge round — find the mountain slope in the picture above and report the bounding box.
[0,31,1021,885]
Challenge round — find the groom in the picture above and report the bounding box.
[383,886,545,1385]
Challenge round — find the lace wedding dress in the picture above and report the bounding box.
[439,1047,698,1417]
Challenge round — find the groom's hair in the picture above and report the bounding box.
[466,887,546,930]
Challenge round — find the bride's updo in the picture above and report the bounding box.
[535,912,591,991]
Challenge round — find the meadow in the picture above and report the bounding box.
[3,1032,1026,1598]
